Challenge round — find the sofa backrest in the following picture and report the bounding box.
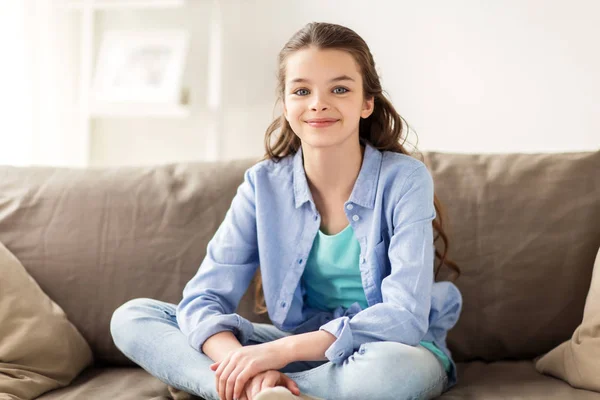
[422,151,600,362]
[0,150,598,366]
[0,159,262,366]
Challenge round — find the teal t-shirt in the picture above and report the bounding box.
[301,224,451,373]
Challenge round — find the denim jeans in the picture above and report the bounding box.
[110,298,449,400]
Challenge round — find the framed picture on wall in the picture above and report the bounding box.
[92,30,189,105]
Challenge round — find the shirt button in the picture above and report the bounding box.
[361,257,366,264]
[314,214,318,221]
[298,259,303,264]
[352,215,360,222]
[337,351,345,357]
[280,301,286,308]
[346,204,354,210]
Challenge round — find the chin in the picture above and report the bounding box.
[299,135,344,150]
[299,130,354,150]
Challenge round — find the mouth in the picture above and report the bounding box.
[305,119,339,128]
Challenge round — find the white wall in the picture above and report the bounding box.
[0,2,32,166]
[89,0,599,166]
[0,1,82,167]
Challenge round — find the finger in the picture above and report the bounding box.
[260,371,279,391]
[226,364,245,400]
[233,368,254,400]
[210,361,220,371]
[282,375,301,396]
[251,374,265,399]
[214,358,229,400]
[219,360,237,400]
[244,383,254,400]
[245,380,257,400]
[243,382,252,400]
[215,357,228,377]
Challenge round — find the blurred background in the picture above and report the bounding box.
[0,0,598,168]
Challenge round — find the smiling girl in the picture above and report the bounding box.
[111,22,463,400]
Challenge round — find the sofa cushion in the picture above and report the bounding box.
[439,360,600,399]
[0,160,268,367]
[534,245,600,391]
[422,150,600,362]
[34,367,172,400]
[33,362,600,400]
[0,240,93,399]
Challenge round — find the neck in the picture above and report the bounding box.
[302,137,364,203]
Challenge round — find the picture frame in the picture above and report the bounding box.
[92,30,189,105]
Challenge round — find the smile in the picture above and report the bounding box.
[305,120,339,128]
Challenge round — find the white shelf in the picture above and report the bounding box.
[64,0,185,10]
[63,0,223,162]
[90,103,191,118]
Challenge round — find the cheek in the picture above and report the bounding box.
[284,101,302,121]
[353,101,368,119]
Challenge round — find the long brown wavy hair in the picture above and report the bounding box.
[252,22,460,315]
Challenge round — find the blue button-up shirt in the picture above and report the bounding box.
[176,141,463,388]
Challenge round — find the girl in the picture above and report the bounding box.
[111,22,462,400]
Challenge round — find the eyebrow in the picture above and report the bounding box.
[288,75,355,84]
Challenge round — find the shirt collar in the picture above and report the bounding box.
[293,140,382,209]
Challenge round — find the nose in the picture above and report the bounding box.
[309,92,329,112]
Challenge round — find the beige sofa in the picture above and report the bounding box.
[0,150,599,399]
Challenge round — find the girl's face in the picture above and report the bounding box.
[283,47,374,150]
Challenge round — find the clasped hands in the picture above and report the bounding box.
[210,341,300,400]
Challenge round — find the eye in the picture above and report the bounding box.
[293,88,310,96]
[333,87,349,94]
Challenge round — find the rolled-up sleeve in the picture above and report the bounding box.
[176,167,260,353]
[320,165,436,364]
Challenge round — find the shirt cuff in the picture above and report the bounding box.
[188,313,255,353]
[319,316,353,364]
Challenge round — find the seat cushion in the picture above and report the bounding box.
[440,361,600,399]
[35,367,174,400]
[35,362,600,400]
